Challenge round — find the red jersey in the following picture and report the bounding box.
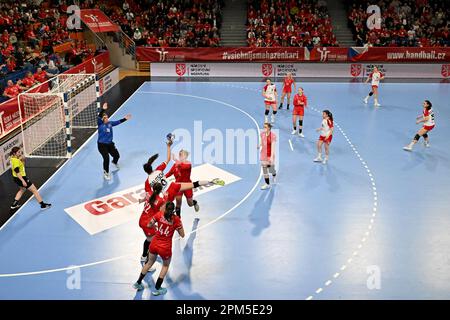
[293,94,307,108]
[3,85,20,97]
[283,77,295,90]
[165,161,192,183]
[151,211,183,250]
[34,71,47,83]
[21,76,35,88]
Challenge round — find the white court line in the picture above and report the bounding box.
[288,139,294,151]
[0,89,263,278]
[0,82,147,233]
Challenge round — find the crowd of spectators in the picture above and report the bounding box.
[92,0,224,48]
[246,0,338,48]
[0,0,97,101]
[347,0,449,47]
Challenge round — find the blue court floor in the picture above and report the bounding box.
[0,81,449,299]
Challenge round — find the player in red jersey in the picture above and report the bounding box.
[263,78,278,123]
[314,110,334,164]
[165,149,199,218]
[133,202,184,296]
[260,122,277,190]
[139,137,224,261]
[279,72,296,110]
[363,66,384,107]
[403,100,435,151]
[291,87,307,137]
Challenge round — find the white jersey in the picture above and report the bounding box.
[370,71,383,86]
[320,119,334,137]
[147,162,170,192]
[263,84,277,102]
[423,108,435,126]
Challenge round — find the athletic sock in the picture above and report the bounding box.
[137,273,146,284]
[142,240,150,257]
[299,128,302,134]
[155,277,164,290]
[175,207,181,217]
[264,177,270,185]
[287,104,290,109]
[12,200,19,206]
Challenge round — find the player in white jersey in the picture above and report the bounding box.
[404,100,435,151]
[263,78,278,123]
[363,66,384,107]
[314,110,334,164]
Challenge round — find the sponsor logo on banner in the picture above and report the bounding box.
[262,64,273,77]
[441,64,450,78]
[317,47,331,62]
[189,64,211,76]
[364,64,386,77]
[351,64,362,77]
[176,63,187,76]
[275,64,299,77]
[157,48,169,62]
[64,164,241,235]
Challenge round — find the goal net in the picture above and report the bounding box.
[19,74,98,158]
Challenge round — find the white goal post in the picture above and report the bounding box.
[18,73,100,158]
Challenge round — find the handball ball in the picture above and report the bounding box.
[167,133,175,142]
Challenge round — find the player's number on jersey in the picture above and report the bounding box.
[366,5,381,30]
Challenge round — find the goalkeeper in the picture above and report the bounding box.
[97,103,131,180]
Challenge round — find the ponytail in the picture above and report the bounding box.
[10,147,20,156]
[164,201,175,221]
[424,100,432,110]
[149,183,163,208]
[324,109,333,122]
[143,153,159,174]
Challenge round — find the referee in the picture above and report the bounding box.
[9,147,51,210]
[97,103,131,180]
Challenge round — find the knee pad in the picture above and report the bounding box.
[265,109,270,115]
[414,134,421,141]
[369,92,373,96]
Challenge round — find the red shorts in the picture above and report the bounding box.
[319,135,333,144]
[176,189,193,199]
[371,85,379,90]
[282,88,292,94]
[423,125,435,131]
[264,100,276,106]
[139,214,156,237]
[293,106,304,116]
[149,241,171,260]
[166,182,182,201]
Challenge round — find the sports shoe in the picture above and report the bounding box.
[152,287,167,296]
[10,203,21,210]
[40,203,52,210]
[313,156,323,162]
[363,97,368,104]
[424,141,430,148]
[291,129,297,135]
[271,115,275,123]
[374,102,381,107]
[299,132,305,138]
[112,162,120,170]
[211,178,225,186]
[103,170,111,180]
[322,158,328,164]
[264,116,268,123]
[272,175,276,184]
[140,255,147,263]
[261,183,270,190]
[403,145,413,151]
[133,282,144,291]
[194,202,200,212]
